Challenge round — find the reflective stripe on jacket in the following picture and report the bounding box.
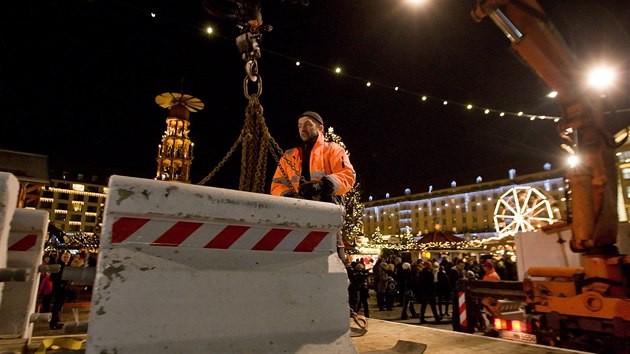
[271,133,355,197]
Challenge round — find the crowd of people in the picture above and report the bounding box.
[346,255,517,327]
[38,251,98,329]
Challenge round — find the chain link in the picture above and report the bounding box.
[197,135,243,186]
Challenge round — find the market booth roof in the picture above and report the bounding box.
[417,230,464,244]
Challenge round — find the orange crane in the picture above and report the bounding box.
[471,1,629,351]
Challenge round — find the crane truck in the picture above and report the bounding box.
[467,1,629,352]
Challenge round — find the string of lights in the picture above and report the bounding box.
[110,1,569,123]
[263,48,563,121]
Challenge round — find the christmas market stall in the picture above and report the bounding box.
[414,225,484,263]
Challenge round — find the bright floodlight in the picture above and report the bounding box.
[568,155,579,168]
[335,67,342,74]
[206,27,213,34]
[547,91,558,98]
[588,66,616,90]
[406,0,428,4]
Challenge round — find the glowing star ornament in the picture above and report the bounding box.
[493,186,559,237]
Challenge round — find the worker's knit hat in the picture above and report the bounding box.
[300,111,324,126]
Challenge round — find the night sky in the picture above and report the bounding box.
[2,0,629,200]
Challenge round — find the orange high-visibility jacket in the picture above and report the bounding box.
[271,133,356,197]
[482,268,501,281]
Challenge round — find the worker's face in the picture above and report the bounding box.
[298,117,322,143]
[457,263,464,270]
[61,253,71,263]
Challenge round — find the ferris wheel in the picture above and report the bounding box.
[493,186,559,237]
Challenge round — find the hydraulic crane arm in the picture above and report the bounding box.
[472,0,618,254]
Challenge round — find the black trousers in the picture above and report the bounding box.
[355,290,370,317]
[419,296,440,322]
[50,287,67,325]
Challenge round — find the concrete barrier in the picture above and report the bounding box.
[0,172,19,305]
[87,175,356,354]
[0,208,48,337]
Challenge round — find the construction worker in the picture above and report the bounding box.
[481,260,501,281]
[271,111,356,258]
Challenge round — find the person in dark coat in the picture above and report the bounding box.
[436,266,451,317]
[383,263,397,311]
[352,263,370,317]
[416,260,442,324]
[373,259,386,311]
[347,261,359,311]
[394,257,404,306]
[399,262,417,320]
[49,252,71,329]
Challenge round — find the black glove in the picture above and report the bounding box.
[298,181,324,200]
[282,190,299,198]
[299,178,334,200]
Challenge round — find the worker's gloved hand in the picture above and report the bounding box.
[299,178,334,200]
[298,181,323,200]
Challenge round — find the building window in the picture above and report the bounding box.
[86,216,96,223]
[70,214,82,222]
[56,203,68,210]
[88,196,98,203]
[622,168,630,180]
[58,193,69,200]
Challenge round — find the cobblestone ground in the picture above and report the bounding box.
[355,290,455,331]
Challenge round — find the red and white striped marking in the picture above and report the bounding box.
[110,217,335,253]
[7,234,37,252]
[458,291,467,328]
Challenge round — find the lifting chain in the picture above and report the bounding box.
[198,20,302,193]
[198,59,300,194]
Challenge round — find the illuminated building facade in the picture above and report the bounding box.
[37,174,108,237]
[363,169,569,239]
